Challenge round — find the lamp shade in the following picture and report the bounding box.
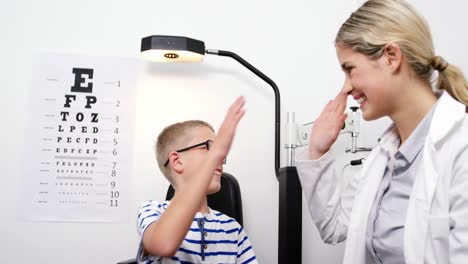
[140,35,205,62]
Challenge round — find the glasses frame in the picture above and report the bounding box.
[164,139,218,167]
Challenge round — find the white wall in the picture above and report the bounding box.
[1,0,467,263]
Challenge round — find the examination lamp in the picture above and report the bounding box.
[141,35,301,264]
[140,35,205,62]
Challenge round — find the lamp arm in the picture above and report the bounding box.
[206,49,281,179]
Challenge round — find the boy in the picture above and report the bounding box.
[136,97,258,263]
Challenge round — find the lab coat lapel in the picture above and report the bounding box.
[344,147,388,263]
[404,143,436,264]
[404,91,465,263]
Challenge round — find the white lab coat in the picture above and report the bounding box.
[296,91,468,264]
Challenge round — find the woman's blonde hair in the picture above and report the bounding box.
[335,0,468,106]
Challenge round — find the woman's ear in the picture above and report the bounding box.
[382,43,402,73]
[168,152,184,174]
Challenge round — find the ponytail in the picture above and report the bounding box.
[432,56,468,108]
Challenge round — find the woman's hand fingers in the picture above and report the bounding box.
[334,91,348,114]
[309,92,348,159]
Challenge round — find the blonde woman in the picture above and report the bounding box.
[296,0,468,263]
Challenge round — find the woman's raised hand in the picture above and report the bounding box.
[308,91,348,160]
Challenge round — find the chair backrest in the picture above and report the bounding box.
[165,172,243,226]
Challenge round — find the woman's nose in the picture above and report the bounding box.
[341,78,353,94]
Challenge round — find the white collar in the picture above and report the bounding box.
[428,91,466,146]
[378,91,465,148]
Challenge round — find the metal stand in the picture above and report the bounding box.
[278,166,302,264]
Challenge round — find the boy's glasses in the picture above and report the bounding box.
[164,140,226,167]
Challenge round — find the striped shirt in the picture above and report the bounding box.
[136,200,258,264]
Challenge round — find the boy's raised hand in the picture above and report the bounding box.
[211,96,246,164]
[308,91,348,160]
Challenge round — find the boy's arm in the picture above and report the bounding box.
[236,227,258,264]
[142,96,246,257]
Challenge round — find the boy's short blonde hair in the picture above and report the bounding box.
[156,120,214,183]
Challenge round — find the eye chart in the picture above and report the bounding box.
[19,52,139,222]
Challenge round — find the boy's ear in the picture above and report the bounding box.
[168,152,184,174]
[382,43,402,73]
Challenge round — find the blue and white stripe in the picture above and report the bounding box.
[136,200,258,264]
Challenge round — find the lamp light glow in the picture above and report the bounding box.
[140,35,205,62]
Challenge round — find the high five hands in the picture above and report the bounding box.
[210,93,347,162]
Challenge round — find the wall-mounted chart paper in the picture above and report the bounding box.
[19,52,139,222]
